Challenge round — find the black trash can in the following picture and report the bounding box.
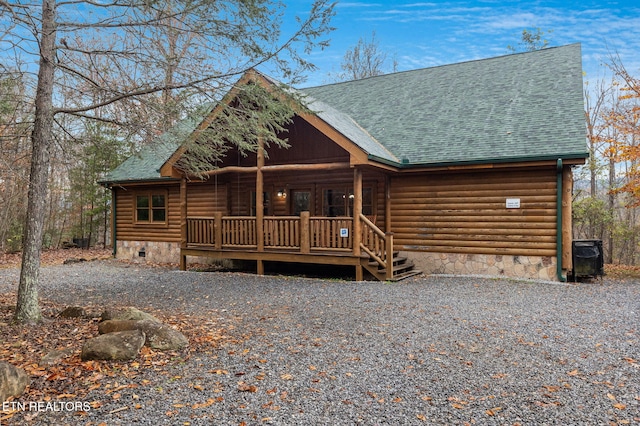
[571,240,604,280]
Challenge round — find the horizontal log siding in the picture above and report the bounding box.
[391,169,558,256]
[186,181,228,216]
[115,184,181,242]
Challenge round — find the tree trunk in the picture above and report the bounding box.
[14,0,57,324]
[607,156,615,264]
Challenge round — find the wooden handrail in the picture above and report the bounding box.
[359,214,393,278]
[360,214,385,239]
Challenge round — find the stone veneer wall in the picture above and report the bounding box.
[409,252,557,281]
[116,241,181,264]
[117,241,558,280]
[116,241,232,267]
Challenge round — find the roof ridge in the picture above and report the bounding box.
[302,43,582,90]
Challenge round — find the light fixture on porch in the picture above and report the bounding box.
[277,188,287,198]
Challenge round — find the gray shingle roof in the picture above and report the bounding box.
[302,43,587,166]
[102,44,587,184]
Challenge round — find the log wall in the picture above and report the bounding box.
[390,168,558,257]
[115,184,181,242]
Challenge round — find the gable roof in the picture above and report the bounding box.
[302,43,587,167]
[101,44,587,185]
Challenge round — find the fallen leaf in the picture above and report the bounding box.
[280,373,294,380]
[237,383,258,393]
[614,403,626,410]
[486,407,502,416]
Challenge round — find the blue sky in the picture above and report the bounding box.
[287,0,640,87]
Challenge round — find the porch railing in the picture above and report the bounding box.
[186,213,354,252]
[264,216,300,249]
[360,214,393,279]
[186,213,392,277]
[223,216,257,248]
[310,217,353,251]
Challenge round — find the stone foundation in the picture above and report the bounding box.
[116,241,559,280]
[116,241,181,264]
[116,241,233,268]
[409,252,558,281]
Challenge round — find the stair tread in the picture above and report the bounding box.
[361,250,420,282]
[388,270,422,281]
[368,256,407,267]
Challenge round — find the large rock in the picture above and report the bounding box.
[98,320,188,351]
[0,361,29,403]
[81,329,146,361]
[100,307,161,323]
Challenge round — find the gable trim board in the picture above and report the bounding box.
[100,44,587,281]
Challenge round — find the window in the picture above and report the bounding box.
[136,192,166,223]
[291,190,311,215]
[250,192,270,216]
[324,189,346,217]
[323,187,374,217]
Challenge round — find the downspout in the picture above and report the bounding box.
[556,159,566,282]
[111,187,117,258]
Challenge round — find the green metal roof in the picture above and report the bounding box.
[302,43,587,166]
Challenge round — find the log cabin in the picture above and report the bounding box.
[99,44,587,281]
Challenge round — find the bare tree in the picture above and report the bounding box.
[337,31,396,81]
[0,0,335,323]
[507,28,553,53]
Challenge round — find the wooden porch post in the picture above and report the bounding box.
[179,177,187,271]
[384,175,394,281]
[353,168,363,280]
[256,138,265,275]
[300,211,310,254]
[353,168,362,256]
[214,212,223,250]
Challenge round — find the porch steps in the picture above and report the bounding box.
[363,251,422,282]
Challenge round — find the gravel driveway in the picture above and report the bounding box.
[1,261,639,425]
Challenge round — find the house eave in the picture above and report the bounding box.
[367,152,588,172]
[98,177,181,188]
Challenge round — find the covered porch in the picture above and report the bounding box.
[177,165,418,281]
[163,100,421,280]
